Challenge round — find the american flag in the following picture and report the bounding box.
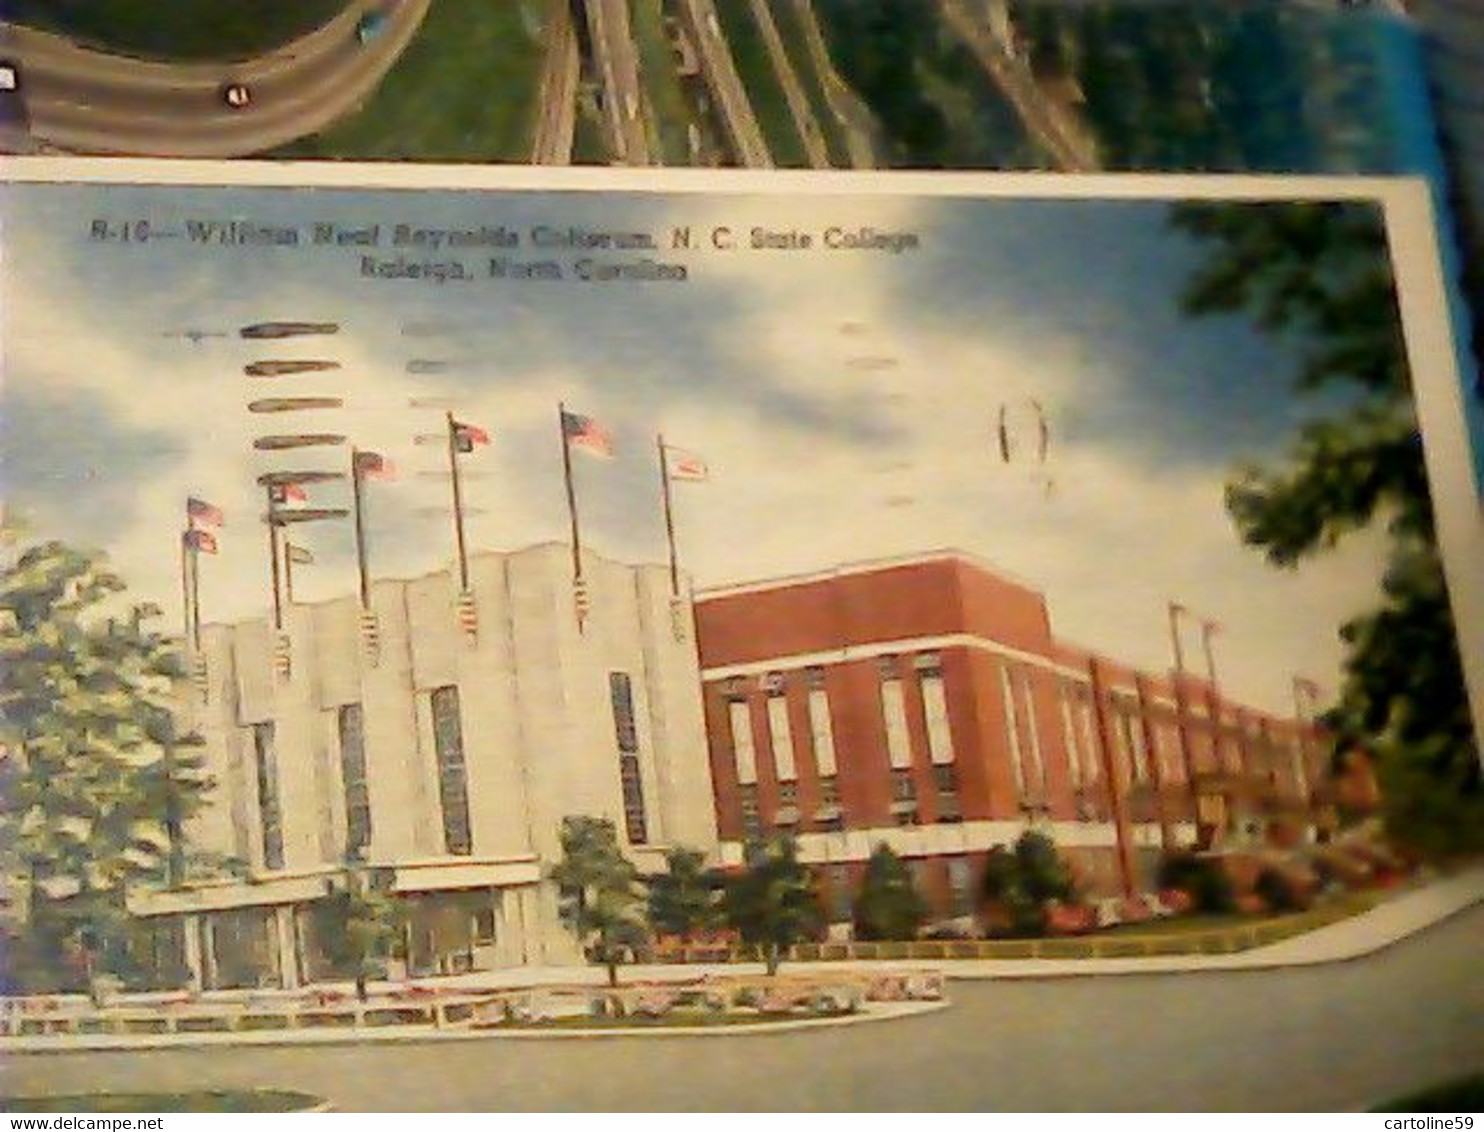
[453,420,491,454]
[561,410,614,459]
[186,497,224,527]
[270,483,309,505]
[353,451,395,481]
[183,528,218,555]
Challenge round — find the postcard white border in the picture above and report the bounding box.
[2,157,1481,748]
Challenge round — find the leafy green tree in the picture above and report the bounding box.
[316,864,402,1002]
[852,844,926,941]
[0,530,217,992]
[550,816,648,987]
[646,846,720,939]
[980,831,1075,936]
[1173,201,1483,858]
[723,836,819,975]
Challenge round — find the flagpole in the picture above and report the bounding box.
[559,402,583,585]
[179,526,193,647]
[351,447,372,608]
[264,485,284,630]
[657,434,680,598]
[188,540,202,652]
[446,411,471,592]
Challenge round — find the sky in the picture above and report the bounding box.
[0,178,1403,713]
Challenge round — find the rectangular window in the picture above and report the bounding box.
[947,857,973,916]
[767,693,797,781]
[739,783,762,840]
[430,686,472,856]
[472,906,497,946]
[921,669,956,766]
[609,671,638,754]
[807,685,837,777]
[934,763,962,822]
[1059,683,1083,790]
[610,672,648,844]
[829,864,853,923]
[619,754,648,845]
[1077,695,1100,785]
[728,699,758,785]
[1018,670,1047,795]
[337,704,371,858]
[881,677,913,770]
[891,768,918,826]
[999,665,1026,794]
[253,722,284,871]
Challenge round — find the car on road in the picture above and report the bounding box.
[0,60,19,94]
[356,7,394,44]
[221,82,253,109]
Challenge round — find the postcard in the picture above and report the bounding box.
[1,162,1481,1114]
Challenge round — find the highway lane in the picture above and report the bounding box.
[7,905,1480,1110]
[0,0,430,156]
[581,0,650,165]
[746,0,829,168]
[788,0,875,168]
[675,0,772,168]
[530,0,579,164]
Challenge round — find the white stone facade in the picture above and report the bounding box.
[134,543,718,987]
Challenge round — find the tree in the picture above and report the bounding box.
[852,844,926,941]
[550,816,647,987]
[979,831,1075,937]
[0,531,217,992]
[722,836,819,975]
[646,846,720,940]
[1172,201,1483,858]
[316,864,401,1002]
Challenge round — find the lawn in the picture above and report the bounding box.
[763,0,851,166]
[710,0,808,167]
[1098,891,1383,940]
[1,1091,321,1113]
[273,0,545,162]
[4,1,347,61]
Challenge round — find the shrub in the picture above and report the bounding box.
[1157,851,1235,913]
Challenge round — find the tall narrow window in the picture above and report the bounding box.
[430,686,472,856]
[1059,683,1083,790]
[253,722,284,870]
[1018,670,1047,796]
[880,675,913,771]
[337,704,371,858]
[728,699,757,785]
[806,669,837,777]
[934,762,962,822]
[999,664,1026,794]
[1078,696,1101,784]
[947,857,973,916]
[766,691,797,781]
[610,672,647,844]
[917,655,956,766]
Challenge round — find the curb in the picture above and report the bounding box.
[0,1000,946,1053]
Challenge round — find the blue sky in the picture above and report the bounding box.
[0,179,1396,710]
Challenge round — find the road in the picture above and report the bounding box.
[580,0,650,165]
[788,0,875,168]
[0,0,430,157]
[675,0,772,168]
[938,0,1098,172]
[746,0,828,168]
[530,0,580,164]
[6,905,1480,1111]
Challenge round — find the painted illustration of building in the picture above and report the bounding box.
[693,551,1327,924]
[131,542,717,989]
